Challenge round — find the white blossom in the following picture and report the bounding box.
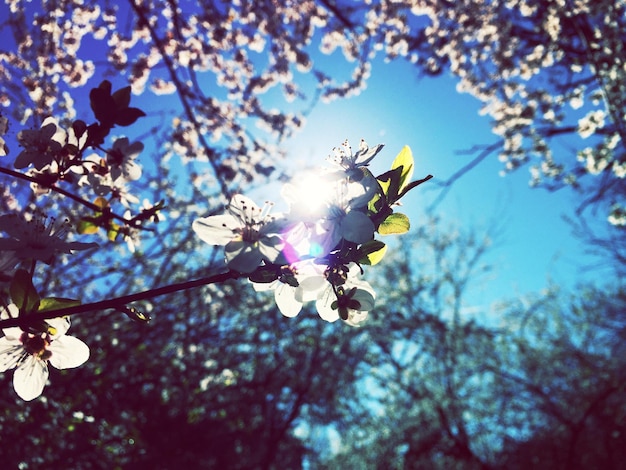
[0,304,90,401]
[0,213,98,264]
[108,137,143,182]
[193,195,285,273]
[15,117,66,170]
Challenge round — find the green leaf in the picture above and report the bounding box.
[72,119,87,139]
[89,85,115,128]
[98,80,112,95]
[38,297,80,313]
[107,223,121,241]
[397,174,434,199]
[378,213,410,235]
[391,145,414,192]
[10,269,40,313]
[77,219,99,235]
[94,196,109,210]
[279,272,299,288]
[367,191,384,215]
[65,143,79,155]
[358,240,388,266]
[358,239,386,256]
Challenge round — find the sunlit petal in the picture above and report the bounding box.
[315,286,340,322]
[45,316,71,339]
[14,356,48,401]
[193,215,239,245]
[48,336,90,369]
[0,338,24,372]
[258,234,283,262]
[274,284,302,317]
[296,275,326,302]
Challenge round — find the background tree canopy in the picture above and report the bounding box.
[0,1,624,468]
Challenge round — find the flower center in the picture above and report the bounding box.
[240,224,260,243]
[20,333,53,360]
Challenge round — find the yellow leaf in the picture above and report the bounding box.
[391,146,414,192]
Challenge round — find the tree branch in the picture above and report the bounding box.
[428,141,502,211]
[0,165,136,227]
[0,270,244,329]
[127,0,233,200]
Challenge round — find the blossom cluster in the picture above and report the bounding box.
[0,77,429,402]
[0,80,152,401]
[0,304,89,401]
[193,140,428,326]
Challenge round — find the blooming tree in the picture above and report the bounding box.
[0,2,622,465]
[0,72,431,400]
[1,0,625,226]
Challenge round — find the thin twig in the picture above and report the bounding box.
[0,165,135,227]
[127,0,232,200]
[0,270,243,329]
[428,141,502,211]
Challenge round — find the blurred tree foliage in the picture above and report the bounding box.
[315,221,626,469]
[1,215,624,468]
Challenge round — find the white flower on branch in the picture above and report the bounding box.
[252,267,303,318]
[108,137,143,182]
[0,304,89,401]
[0,212,98,264]
[296,263,376,326]
[316,180,376,252]
[577,110,606,139]
[281,174,376,258]
[193,195,285,273]
[14,117,66,170]
[327,139,384,177]
[316,278,375,326]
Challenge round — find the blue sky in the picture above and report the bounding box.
[273,57,596,321]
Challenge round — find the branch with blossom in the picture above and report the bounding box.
[0,77,430,401]
[193,140,431,325]
[0,135,429,400]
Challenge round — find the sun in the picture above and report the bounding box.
[282,170,337,219]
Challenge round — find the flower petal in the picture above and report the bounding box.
[48,336,90,369]
[1,303,22,339]
[193,215,239,246]
[14,356,48,401]
[0,338,24,372]
[353,291,376,311]
[296,275,327,302]
[340,211,375,244]
[274,284,302,318]
[45,316,71,339]
[251,280,278,292]
[228,194,260,220]
[345,310,369,327]
[258,235,283,262]
[315,286,340,322]
[225,242,264,273]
